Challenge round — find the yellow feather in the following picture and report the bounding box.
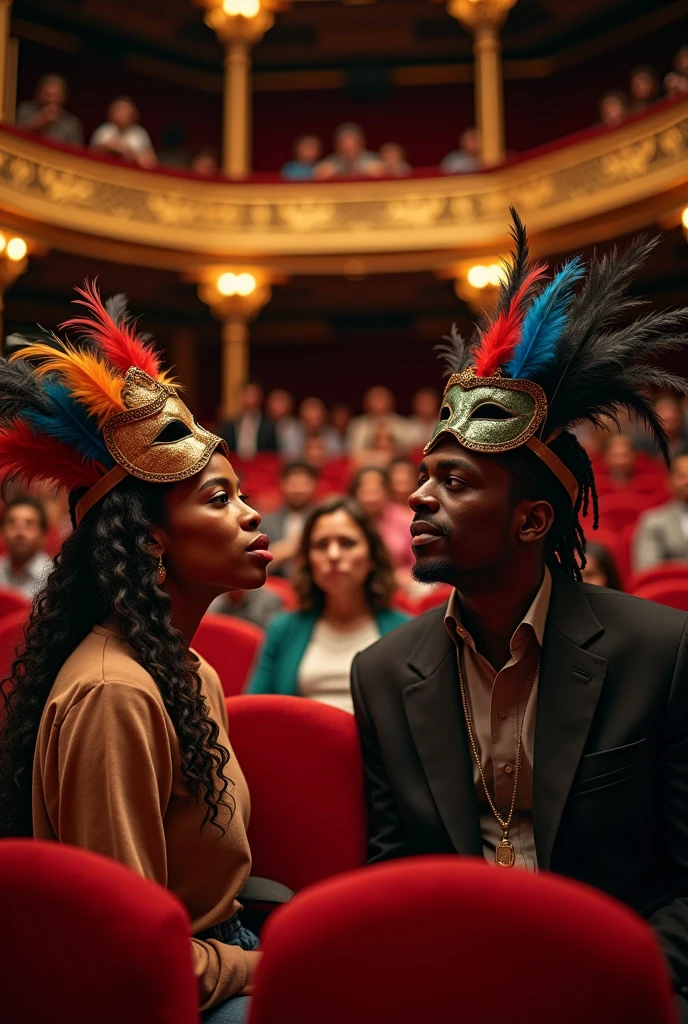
[11,343,125,426]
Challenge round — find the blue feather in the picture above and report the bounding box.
[506,257,586,380]
[23,378,115,466]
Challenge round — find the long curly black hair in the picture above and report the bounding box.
[0,475,233,839]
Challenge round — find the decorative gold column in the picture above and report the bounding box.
[196,268,273,418]
[196,0,284,179]
[0,1,12,123]
[446,0,516,167]
[0,231,29,350]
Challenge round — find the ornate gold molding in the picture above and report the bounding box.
[0,98,686,272]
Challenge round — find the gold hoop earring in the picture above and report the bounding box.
[156,557,167,585]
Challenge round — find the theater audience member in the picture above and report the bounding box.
[330,402,352,445]
[440,127,481,174]
[219,381,277,459]
[347,385,411,453]
[351,423,400,470]
[190,148,219,176]
[378,142,411,177]
[406,386,440,448]
[656,394,688,458]
[629,66,662,111]
[209,587,284,630]
[315,123,383,180]
[388,458,418,509]
[16,74,83,147]
[350,466,413,575]
[266,388,302,458]
[281,135,322,181]
[665,45,688,98]
[90,96,157,169]
[633,451,688,571]
[581,541,623,591]
[602,433,638,484]
[298,396,343,458]
[260,461,318,577]
[599,91,629,129]
[303,434,328,471]
[0,498,52,600]
[248,497,407,712]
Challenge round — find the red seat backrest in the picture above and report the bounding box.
[192,613,264,697]
[627,562,688,595]
[264,576,299,611]
[631,578,688,611]
[225,694,366,893]
[0,588,30,619]
[0,609,28,683]
[595,492,653,533]
[249,857,677,1024]
[0,839,197,1024]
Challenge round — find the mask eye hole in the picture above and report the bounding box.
[471,403,516,421]
[439,405,451,421]
[154,420,193,444]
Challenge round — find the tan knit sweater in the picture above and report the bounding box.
[32,625,252,1011]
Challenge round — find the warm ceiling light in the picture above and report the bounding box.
[222,0,260,16]
[235,272,257,296]
[467,264,490,289]
[6,237,27,261]
[486,263,505,287]
[217,272,237,296]
[682,207,688,230]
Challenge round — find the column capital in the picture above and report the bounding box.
[195,0,285,47]
[446,0,516,31]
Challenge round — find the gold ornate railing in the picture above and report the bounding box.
[0,97,686,274]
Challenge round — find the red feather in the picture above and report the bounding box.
[0,419,104,491]
[60,279,163,379]
[472,265,548,377]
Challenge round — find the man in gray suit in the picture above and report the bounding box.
[634,451,688,571]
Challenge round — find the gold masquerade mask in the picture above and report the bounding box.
[75,368,228,525]
[425,368,578,504]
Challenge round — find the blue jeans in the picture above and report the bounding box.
[200,916,260,1024]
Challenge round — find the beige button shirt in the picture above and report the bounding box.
[444,567,552,872]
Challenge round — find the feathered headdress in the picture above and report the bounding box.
[428,209,688,574]
[0,281,226,525]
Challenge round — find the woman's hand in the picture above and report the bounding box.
[239,950,262,996]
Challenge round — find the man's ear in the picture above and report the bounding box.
[518,499,554,545]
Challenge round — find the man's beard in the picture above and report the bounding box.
[412,556,458,587]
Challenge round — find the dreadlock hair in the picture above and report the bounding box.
[500,429,598,582]
[0,474,233,839]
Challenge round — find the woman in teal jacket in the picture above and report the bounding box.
[249,496,408,712]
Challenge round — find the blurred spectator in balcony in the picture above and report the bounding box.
[266,388,302,458]
[16,74,83,147]
[190,147,220,177]
[350,466,413,576]
[0,497,52,601]
[261,461,318,577]
[598,91,629,129]
[348,385,410,454]
[440,127,481,174]
[209,586,284,630]
[665,45,688,99]
[351,423,400,470]
[298,396,344,458]
[633,451,688,571]
[281,134,322,181]
[219,380,277,459]
[629,66,662,112]
[315,123,383,180]
[388,457,418,509]
[90,96,157,169]
[406,386,440,449]
[378,142,411,178]
[581,541,624,591]
[330,402,352,447]
[602,433,638,485]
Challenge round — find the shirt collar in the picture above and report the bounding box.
[445,566,552,655]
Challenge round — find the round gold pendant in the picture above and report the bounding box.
[495,839,516,868]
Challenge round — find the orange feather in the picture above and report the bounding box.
[9,343,125,427]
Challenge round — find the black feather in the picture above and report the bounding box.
[496,208,532,317]
[0,358,51,423]
[435,324,474,377]
[105,293,131,327]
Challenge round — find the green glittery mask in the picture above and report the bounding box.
[425,368,548,456]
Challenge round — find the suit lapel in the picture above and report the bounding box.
[403,610,482,856]
[533,575,607,869]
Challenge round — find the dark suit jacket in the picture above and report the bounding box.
[352,574,688,996]
[219,415,277,455]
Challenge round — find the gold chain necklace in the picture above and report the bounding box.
[457,651,540,868]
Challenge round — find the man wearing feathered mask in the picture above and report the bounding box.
[352,211,688,1019]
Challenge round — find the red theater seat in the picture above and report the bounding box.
[0,609,27,682]
[596,492,653,533]
[627,562,688,595]
[0,587,30,618]
[631,579,688,611]
[0,839,197,1024]
[264,575,299,611]
[249,857,677,1024]
[192,613,263,697]
[225,695,366,893]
